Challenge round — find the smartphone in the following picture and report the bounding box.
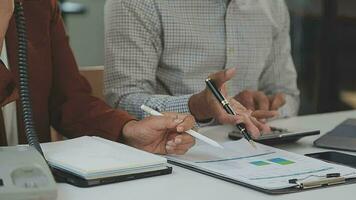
[305,151,356,168]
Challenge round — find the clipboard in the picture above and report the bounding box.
[168,159,356,194]
[167,139,356,194]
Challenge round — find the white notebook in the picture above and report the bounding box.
[41,136,168,180]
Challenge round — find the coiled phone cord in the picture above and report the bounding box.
[14,1,44,156]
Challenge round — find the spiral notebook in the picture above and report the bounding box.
[167,139,356,194]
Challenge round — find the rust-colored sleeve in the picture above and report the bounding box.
[48,1,135,141]
[0,60,18,107]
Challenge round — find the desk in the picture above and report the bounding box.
[57,110,356,200]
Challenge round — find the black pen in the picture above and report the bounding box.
[205,78,257,149]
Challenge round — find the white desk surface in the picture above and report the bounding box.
[57,110,356,200]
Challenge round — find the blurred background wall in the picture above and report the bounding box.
[60,0,105,66]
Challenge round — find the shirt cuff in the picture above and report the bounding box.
[143,94,193,117]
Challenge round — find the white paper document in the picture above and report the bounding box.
[168,140,356,190]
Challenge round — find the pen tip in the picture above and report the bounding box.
[249,140,257,149]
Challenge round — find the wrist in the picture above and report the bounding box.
[188,90,212,122]
[121,120,139,146]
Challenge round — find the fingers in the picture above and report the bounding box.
[208,68,236,88]
[238,112,260,138]
[145,115,184,131]
[166,134,195,155]
[166,147,191,155]
[250,117,271,135]
[269,93,286,110]
[229,99,271,136]
[161,113,196,155]
[253,91,270,111]
[176,115,196,132]
[192,68,236,122]
[161,113,196,132]
[213,98,245,125]
[228,97,247,112]
[234,90,255,110]
[235,90,285,120]
[215,108,243,125]
[251,110,279,120]
[235,90,270,111]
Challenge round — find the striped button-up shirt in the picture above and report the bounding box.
[104,0,300,119]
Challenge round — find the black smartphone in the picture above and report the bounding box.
[305,151,356,168]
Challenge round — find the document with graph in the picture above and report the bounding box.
[167,139,356,194]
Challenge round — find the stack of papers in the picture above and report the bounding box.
[41,136,168,180]
[168,139,356,191]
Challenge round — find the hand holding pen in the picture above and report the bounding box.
[189,68,270,141]
[141,105,224,148]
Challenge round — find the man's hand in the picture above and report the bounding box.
[189,68,270,137]
[234,90,285,120]
[122,113,196,155]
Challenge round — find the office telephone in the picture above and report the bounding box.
[0,146,57,200]
[0,1,57,199]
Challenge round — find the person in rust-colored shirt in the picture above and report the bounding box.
[0,0,195,155]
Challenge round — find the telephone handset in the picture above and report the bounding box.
[0,2,57,199]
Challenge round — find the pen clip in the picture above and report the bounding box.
[289,173,346,189]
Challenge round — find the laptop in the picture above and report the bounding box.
[314,118,356,152]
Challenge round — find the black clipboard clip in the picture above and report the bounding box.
[289,173,346,189]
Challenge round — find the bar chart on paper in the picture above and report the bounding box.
[250,160,271,166]
[168,139,356,190]
[250,158,295,166]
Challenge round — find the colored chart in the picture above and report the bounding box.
[250,161,270,166]
[250,158,295,166]
[268,158,295,165]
